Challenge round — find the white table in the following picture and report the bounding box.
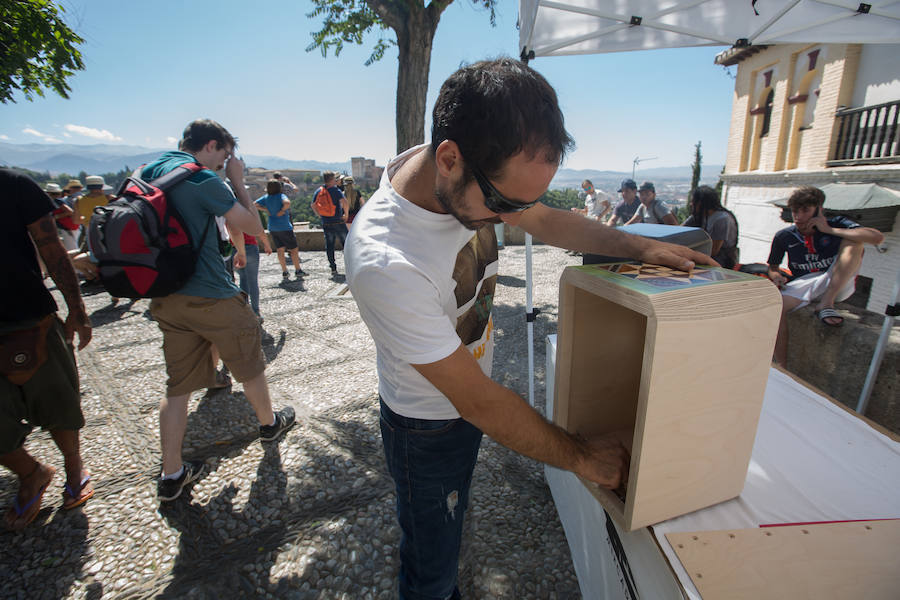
[544,335,900,599]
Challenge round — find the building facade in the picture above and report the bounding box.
[718,43,900,312]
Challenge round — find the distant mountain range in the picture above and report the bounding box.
[0,142,350,175]
[0,142,723,188]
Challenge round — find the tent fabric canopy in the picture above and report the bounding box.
[519,0,900,59]
[771,182,900,210]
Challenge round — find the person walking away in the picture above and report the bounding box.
[311,171,349,276]
[255,179,303,280]
[1,169,94,531]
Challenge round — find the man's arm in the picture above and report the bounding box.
[26,214,91,349]
[413,345,628,488]
[605,211,619,227]
[506,202,716,270]
[811,215,885,246]
[277,197,290,217]
[662,212,678,226]
[623,210,641,226]
[224,202,265,237]
[226,221,247,268]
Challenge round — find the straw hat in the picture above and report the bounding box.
[65,178,83,191]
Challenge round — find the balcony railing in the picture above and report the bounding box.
[829,100,900,166]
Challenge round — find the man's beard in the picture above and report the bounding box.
[434,179,500,231]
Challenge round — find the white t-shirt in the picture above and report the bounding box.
[345,145,498,419]
[584,191,612,220]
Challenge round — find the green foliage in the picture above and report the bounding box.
[290,190,322,226]
[0,0,85,103]
[305,1,497,66]
[305,0,393,66]
[687,140,702,208]
[674,204,691,224]
[6,165,132,191]
[540,188,582,212]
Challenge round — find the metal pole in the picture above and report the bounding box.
[857,268,900,414]
[526,232,535,407]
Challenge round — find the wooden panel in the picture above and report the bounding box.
[628,305,781,529]
[555,263,783,531]
[667,520,900,600]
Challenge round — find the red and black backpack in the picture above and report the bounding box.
[88,162,209,298]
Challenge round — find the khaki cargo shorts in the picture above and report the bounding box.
[149,293,265,396]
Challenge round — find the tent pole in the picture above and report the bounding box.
[857,268,900,414]
[526,232,535,408]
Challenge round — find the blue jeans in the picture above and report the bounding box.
[236,244,260,315]
[380,398,483,600]
[323,223,348,270]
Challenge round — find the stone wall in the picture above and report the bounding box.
[782,302,898,434]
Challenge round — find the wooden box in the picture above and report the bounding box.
[554,262,782,531]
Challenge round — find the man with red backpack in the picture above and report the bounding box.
[143,119,295,502]
[311,171,349,276]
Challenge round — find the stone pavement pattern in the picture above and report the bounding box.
[0,245,583,599]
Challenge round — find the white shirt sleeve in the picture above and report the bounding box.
[351,264,462,366]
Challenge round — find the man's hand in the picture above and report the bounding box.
[224,155,245,185]
[767,268,787,289]
[575,433,630,489]
[276,210,285,217]
[233,251,247,269]
[809,212,832,234]
[63,310,92,350]
[261,237,273,254]
[638,240,719,271]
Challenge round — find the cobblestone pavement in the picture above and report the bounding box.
[0,244,583,599]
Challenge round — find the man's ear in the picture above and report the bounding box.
[434,140,462,178]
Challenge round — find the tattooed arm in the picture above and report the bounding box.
[27,213,92,349]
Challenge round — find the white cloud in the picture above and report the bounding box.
[23,128,62,143]
[0,134,9,140]
[64,124,123,142]
[166,136,178,146]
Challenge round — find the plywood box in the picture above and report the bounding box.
[554,262,782,531]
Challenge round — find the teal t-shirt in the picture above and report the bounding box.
[141,151,240,299]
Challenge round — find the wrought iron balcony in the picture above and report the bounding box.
[829,100,900,166]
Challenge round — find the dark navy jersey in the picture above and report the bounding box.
[767,215,859,277]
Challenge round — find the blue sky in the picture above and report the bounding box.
[0,0,737,172]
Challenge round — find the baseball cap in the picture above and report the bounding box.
[85,175,105,189]
[44,182,63,194]
[639,181,655,192]
[618,179,637,192]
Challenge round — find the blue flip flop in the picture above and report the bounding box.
[7,476,52,530]
[63,472,94,510]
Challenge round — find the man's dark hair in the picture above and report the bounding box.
[273,172,283,179]
[179,119,237,153]
[691,185,739,242]
[266,179,283,195]
[787,186,825,211]
[431,57,574,179]
[322,171,335,184]
[691,185,724,218]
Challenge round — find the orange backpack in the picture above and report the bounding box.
[313,186,336,217]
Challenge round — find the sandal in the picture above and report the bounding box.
[4,465,55,531]
[816,307,844,327]
[62,472,94,510]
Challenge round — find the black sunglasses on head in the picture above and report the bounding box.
[471,167,538,214]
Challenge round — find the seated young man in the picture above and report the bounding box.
[766,186,884,365]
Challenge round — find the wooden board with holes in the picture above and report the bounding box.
[666,520,900,600]
[554,262,782,530]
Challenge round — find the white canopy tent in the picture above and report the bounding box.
[514,0,900,409]
[519,0,900,59]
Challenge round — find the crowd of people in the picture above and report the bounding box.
[1,57,885,599]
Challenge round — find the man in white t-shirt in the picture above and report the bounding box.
[571,179,611,221]
[344,58,713,600]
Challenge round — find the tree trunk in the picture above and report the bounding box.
[394,6,439,154]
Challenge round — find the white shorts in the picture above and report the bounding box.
[782,264,856,311]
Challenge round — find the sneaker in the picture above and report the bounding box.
[295,269,305,278]
[157,460,205,502]
[330,265,338,275]
[259,407,296,442]
[208,368,232,390]
[282,271,289,279]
